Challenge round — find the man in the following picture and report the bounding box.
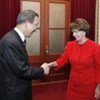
[0,10,50,100]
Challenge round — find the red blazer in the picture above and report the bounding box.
[55,39,100,84]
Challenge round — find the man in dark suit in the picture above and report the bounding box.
[0,9,50,100]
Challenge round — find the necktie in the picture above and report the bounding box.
[23,39,26,46]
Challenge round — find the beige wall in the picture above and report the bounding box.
[95,0,100,43]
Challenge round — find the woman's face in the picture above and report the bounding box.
[72,29,86,42]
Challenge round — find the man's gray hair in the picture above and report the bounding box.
[17,9,39,24]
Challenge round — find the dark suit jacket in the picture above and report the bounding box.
[0,30,44,100]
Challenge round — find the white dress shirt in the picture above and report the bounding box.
[14,27,25,42]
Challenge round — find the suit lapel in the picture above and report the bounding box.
[12,30,29,63]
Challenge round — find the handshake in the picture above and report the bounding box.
[40,61,57,75]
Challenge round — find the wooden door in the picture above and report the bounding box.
[21,0,70,81]
[45,0,70,62]
[22,0,45,64]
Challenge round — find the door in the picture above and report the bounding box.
[22,0,70,81]
[45,0,70,62]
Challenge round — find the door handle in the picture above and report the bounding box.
[46,45,49,54]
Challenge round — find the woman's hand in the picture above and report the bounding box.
[95,84,100,99]
[48,61,57,68]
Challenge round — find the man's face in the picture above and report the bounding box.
[25,16,39,37]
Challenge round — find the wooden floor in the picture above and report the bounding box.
[32,80,68,100]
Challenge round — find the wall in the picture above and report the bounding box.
[95,0,100,43]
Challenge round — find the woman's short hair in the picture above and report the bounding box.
[17,9,39,24]
[70,18,90,34]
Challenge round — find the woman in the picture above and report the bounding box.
[49,18,100,100]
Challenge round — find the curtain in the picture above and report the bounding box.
[71,0,96,40]
[0,0,20,39]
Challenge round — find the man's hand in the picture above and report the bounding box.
[40,63,51,75]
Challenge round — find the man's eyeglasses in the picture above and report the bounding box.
[33,23,39,27]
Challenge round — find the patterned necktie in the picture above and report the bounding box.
[23,39,26,46]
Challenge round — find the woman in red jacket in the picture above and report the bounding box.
[49,18,100,100]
